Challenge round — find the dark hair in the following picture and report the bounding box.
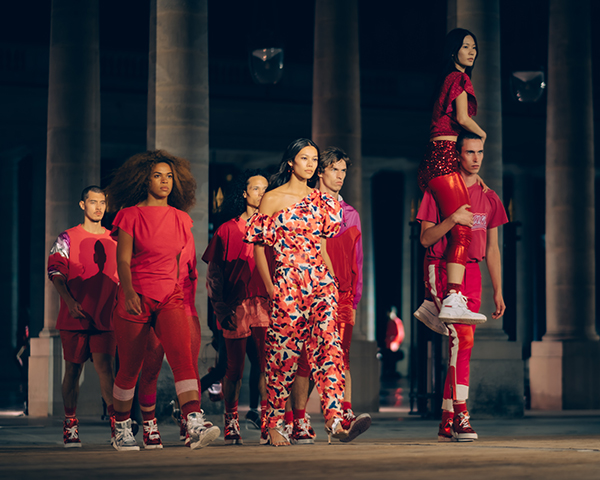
[222,169,269,220]
[80,185,104,202]
[268,138,320,190]
[318,147,351,174]
[105,150,196,212]
[431,28,478,105]
[456,131,483,152]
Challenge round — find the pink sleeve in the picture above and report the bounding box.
[345,208,363,309]
[416,191,441,224]
[48,231,70,280]
[111,208,136,239]
[486,191,509,229]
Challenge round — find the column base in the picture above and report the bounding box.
[530,340,600,410]
[28,336,63,417]
[468,339,524,417]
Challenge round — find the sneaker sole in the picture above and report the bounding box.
[439,315,487,325]
[437,435,456,442]
[143,443,163,449]
[340,415,372,443]
[190,426,221,450]
[414,311,449,336]
[454,433,478,441]
[64,442,82,448]
[292,438,314,445]
[112,444,140,451]
[259,437,269,445]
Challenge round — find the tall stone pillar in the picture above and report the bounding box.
[529,0,599,410]
[312,0,378,411]
[147,0,211,416]
[447,0,524,416]
[29,0,101,417]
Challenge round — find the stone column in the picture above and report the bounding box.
[147,0,211,416]
[29,0,101,417]
[529,0,599,410]
[447,0,524,417]
[312,0,378,411]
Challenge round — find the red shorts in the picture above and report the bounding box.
[222,296,271,340]
[112,284,186,324]
[60,329,116,364]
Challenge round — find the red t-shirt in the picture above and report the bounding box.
[202,216,268,306]
[430,72,477,138]
[111,205,193,303]
[178,234,198,317]
[48,225,118,331]
[417,182,508,262]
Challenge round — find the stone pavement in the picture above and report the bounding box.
[1,409,599,479]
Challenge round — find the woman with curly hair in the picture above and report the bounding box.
[201,169,270,445]
[106,150,219,451]
[246,138,370,446]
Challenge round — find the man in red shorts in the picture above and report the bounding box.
[416,131,507,442]
[289,147,371,444]
[48,186,119,447]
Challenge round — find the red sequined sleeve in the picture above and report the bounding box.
[439,72,477,118]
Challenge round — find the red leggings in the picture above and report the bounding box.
[224,326,267,383]
[138,315,202,407]
[112,288,197,402]
[428,171,472,266]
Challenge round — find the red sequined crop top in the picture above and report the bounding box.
[429,72,477,138]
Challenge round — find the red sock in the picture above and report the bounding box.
[225,400,238,414]
[107,404,115,417]
[284,410,294,424]
[114,410,131,422]
[445,284,462,296]
[141,406,156,422]
[441,410,454,422]
[292,408,305,420]
[342,402,352,411]
[64,406,77,419]
[453,403,467,415]
[181,400,201,418]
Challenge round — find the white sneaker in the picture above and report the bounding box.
[187,411,221,450]
[113,418,140,451]
[438,293,487,324]
[413,300,449,336]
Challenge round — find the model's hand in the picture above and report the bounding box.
[67,299,86,319]
[124,289,142,315]
[474,175,490,193]
[492,292,505,319]
[220,314,236,331]
[450,204,474,227]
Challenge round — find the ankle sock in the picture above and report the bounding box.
[292,408,305,420]
[114,410,131,423]
[284,410,294,424]
[181,400,201,418]
[441,410,454,422]
[107,404,115,417]
[342,401,352,411]
[141,406,156,422]
[453,402,467,415]
[445,284,462,297]
[64,406,77,419]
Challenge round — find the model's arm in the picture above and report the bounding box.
[485,227,505,319]
[420,204,473,248]
[252,191,277,299]
[206,260,235,330]
[320,238,336,278]
[455,90,487,142]
[51,276,85,319]
[117,228,142,315]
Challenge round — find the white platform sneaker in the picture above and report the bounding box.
[413,299,449,336]
[438,292,487,324]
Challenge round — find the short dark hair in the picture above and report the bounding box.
[222,169,269,220]
[80,185,104,202]
[318,147,351,174]
[456,131,483,152]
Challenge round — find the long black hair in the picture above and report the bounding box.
[222,169,269,220]
[431,28,479,106]
[268,138,320,191]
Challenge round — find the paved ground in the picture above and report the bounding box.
[1,410,599,479]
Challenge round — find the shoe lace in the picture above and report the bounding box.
[457,293,469,308]
[65,425,78,440]
[144,421,160,437]
[297,418,311,436]
[116,424,135,444]
[225,415,241,435]
[457,412,472,428]
[343,409,355,421]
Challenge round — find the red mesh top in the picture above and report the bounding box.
[430,72,477,138]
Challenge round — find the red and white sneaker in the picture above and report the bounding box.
[142,418,163,449]
[291,417,314,445]
[224,412,243,445]
[437,416,455,442]
[63,418,82,448]
[187,411,220,450]
[453,411,478,442]
[339,409,371,443]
